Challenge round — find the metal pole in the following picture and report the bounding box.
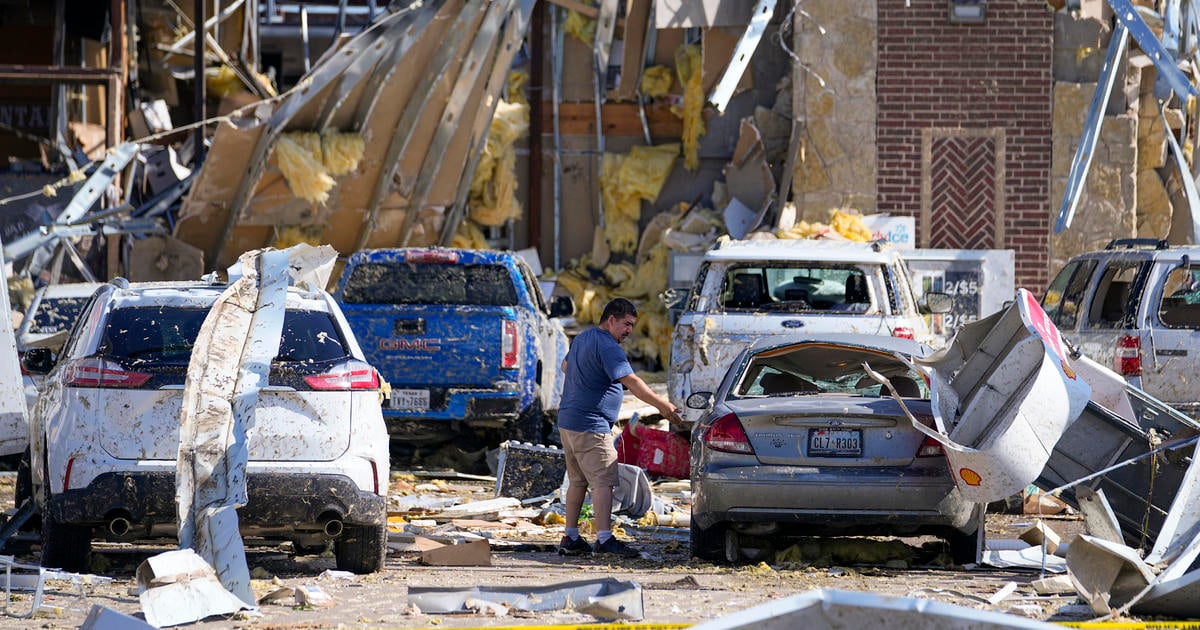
[528,1,544,256]
[194,0,207,166]
[551,6,563,271]
[301,6,311,74]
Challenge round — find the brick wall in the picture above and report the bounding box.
[877,0,1054,290]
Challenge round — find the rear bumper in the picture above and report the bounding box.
[692,462,976,535]
[383,389,525,438]
[49,471,386,533]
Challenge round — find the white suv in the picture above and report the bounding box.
[669,238,949,423]
[22,279,390,573]
[1042,239,1200,417]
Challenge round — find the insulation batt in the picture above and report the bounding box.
[674,44,705,171]
[469,100,530,227]
[321,132,365,176]
[563,9,595,45]
[640,65,674,98]
[273,136,335,205]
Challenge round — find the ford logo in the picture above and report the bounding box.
[782,320,805,328]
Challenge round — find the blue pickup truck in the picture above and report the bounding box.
[331,248,572,445]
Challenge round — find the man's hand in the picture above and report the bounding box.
[658,403,684,428]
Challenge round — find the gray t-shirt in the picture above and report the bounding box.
[557,327,633,434]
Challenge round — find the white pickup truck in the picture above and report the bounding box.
[668,238,950,424]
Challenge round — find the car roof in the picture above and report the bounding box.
[704,238,896,264]
[105,281,331,310]
[34,282,105,299]
[348,247,513,265]
[747,332,927,356]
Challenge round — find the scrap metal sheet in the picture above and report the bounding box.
[176,244,336,605]
[407,577,644,620]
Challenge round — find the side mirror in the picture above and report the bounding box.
[686,391,713,409]
[21,348,55,375]
[920,291,953,315]
[549,295,575,318]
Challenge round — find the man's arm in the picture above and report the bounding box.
[619,373,683,425]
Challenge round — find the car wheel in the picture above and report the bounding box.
[334,524,387,573]
[947,526,984,565]
[689,518,725,563]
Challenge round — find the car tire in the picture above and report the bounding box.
[41,512,91,572]
[947,527,984,565]
[689,519,725,563]
[335,524,386,573]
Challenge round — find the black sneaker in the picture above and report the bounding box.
[593,536,640,558]
[557,535,592,556]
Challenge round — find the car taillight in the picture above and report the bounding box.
[703,413,755,455]
[63,457,75,492]
[65,358,152,388]
[303,361,380,390]
[892,327,915,340]
[917,436,945,457]
[501,319,519,369]
[371,460,380,495]
[1116,334,1141,376]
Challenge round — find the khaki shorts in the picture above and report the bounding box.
[559,428,618,490]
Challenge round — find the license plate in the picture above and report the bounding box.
[808,428,862,457]
[390,389,429,411]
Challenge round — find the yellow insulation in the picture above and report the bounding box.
[451,220,491,250]
[674,44,705,171]
[599,145,680,254]
[205,64,276,98]
[777,209,873,242]
[564,9,596,45]
[506,70,530,105]
[640,65,674,98]
[274,136,335,205]
[469,100,530,227]
[272,225,324,249]
[286,131,324,164]
[321,132,365,176]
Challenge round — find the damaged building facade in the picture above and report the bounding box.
[0,0,1187,298]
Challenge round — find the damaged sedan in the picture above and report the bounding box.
[687,334,983,565]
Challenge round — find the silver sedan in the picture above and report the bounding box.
[687,334,983,564]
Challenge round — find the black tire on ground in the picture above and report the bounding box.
[41,513,91,572]
[947,526,984,565]
[335,524,387,573]
[690,517,726,563]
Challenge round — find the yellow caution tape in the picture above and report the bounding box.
[413,625,690,630]
[1054,623,1200,629]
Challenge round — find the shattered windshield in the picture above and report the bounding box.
[733,343,927,399]
[341,262,518,306]
[102,307,349,365]
[718,263,882,313]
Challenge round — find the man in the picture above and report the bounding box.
[556,297,683,557]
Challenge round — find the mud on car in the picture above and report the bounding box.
[21,279,390,573]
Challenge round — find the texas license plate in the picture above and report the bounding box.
[808,428,862,457]
[390,389,429,410]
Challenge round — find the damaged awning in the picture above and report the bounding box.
[173,1,535,269]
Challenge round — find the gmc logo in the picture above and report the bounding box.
[380,338,441,352]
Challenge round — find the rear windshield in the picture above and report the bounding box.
[29,296,91,334]
[719,263,884,313]
[733,344,927,399]
[341,262,518,306]
[102,307,350,364]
